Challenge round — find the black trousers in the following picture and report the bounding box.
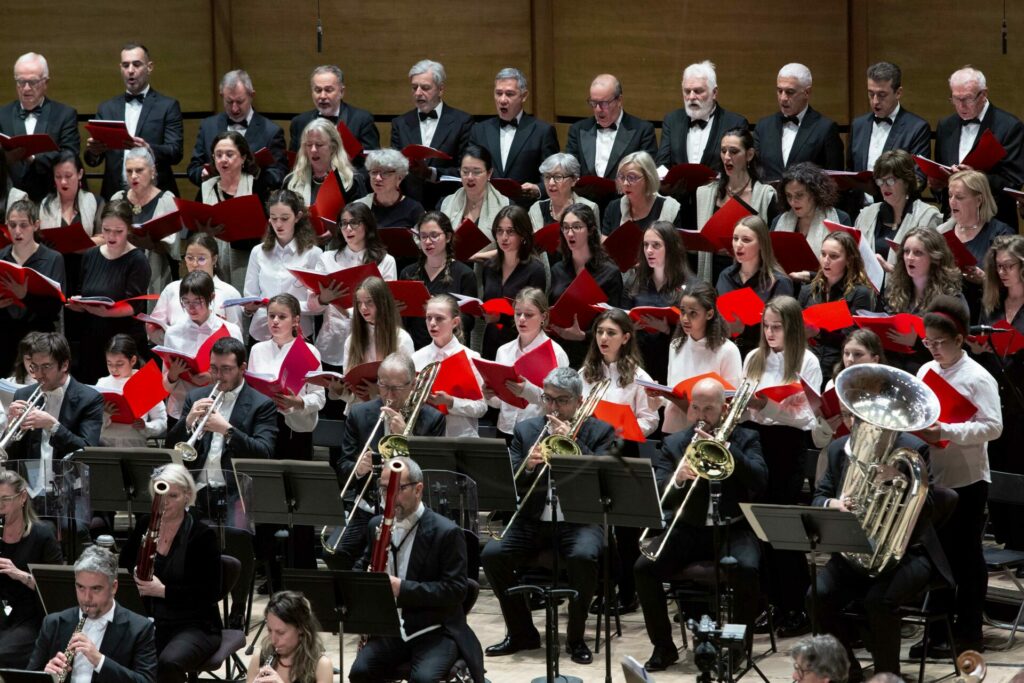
[813,550,933,676]
[0,618,39,668]
[348,629,459,683]
[635,523,761,649]
[934,480,989,643]
[480,518,603,644]
[322,505,372,571]
[155,625,221,683]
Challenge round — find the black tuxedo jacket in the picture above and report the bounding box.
[289,103,380,153]
[164,383,278,475]
[186,112,287,188]
[389,104,474,206]
[468,114,559,183]
[656,105,749,169]
[333,398,445,491]
[658,424,767,526]
[754,106,844,181]
[934,103,1024,226]
[357,508,484,682]
[509,415,617,519]
[28,604,157,683]
[85,89,183,199]
[0,98,80,201]
[847,107,931,172]
[8,377,103,461]
[565,112,657,179]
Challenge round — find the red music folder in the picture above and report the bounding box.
[677,227,721,253]
[534,222,561,254]
[852,312,925,354]
[289,263,382,310]
[637,371,735,400]
[131,210,183,242]
[430,350,483,414]
[0,132,58,155]
[68,293,158,315]
[222,296,269,308]
[802,300,853,332]
[453,218,491,262]
[688,196,754,253]
[913,155,953,181]
[245,339,321,398]
[549,269,607,330]
[151,324,229,378]
[824,220,861,244]
[942,230,977,270]
[452,294,514,318]
[916,368,979,447]
[174,195,267,243]
[823,169,874,192]
[251,147,276,169]
[770,232,820,274]
[660,163,717,193]
[401,144,451,162]
[716,287,764,327]
[472,358,528,409]
[628,306,680,332]
[604,220,643,272]
[800,377,841,420]
[37,224,95,253]
[968,321,1024,356]
[574,175,618,205]
[513,339,559,387]
[303,360,383,391]
[336,120,364,161]
[755,381,804,404]
[594,400,645,442]
[490,178,524,201]
[85,120,133,149]
[388,280,431,317]
[308,171,346,236]
[96,360,170,424]
[378,227,419,258]
[962,129,1007,172]
[0,260,65,306]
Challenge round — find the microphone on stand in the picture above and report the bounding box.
[316,18,323,53]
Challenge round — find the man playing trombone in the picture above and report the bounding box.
[480,367,616,666]
[634,377,767,672]
[326,353,445,570]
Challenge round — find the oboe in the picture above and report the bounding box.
[55,614,87,683]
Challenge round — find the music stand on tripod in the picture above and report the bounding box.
[31,563,146,616]
[68,447,175,519]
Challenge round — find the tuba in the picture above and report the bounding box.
[639,378,756,561]
[834,363,940,575]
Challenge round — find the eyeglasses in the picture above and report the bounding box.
[921,337,953,350]
[996,261,1020,274]
[875,177,898,187]
[616,173,643,185]
[793,664,810,681]
[339,220,362,228]
[377,482,416,494]
[460,168,486,177]
[561,222,587,233]
[377,380,412,393]
[949,93,984,106]
[183,255,209,265]
[587,96,620,109]
[541,394,576,407]
[179,297,206,309]
[543,174,574,184]
[28,362,56,373]
[370,170,397,179]
[418,231,445,242]
[15,78,46,89]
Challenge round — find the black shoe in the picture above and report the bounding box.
[776,610,812,638]
[226,614,244,630]
[566,640,593,665]
[644,645,679,672]
[256,580,270,595]
[752,609,772,634]
[589,595,640,615]
[485,634,541,657]
[908,638,951,659]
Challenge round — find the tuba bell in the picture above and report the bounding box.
[834,363,940,575]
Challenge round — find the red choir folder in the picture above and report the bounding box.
[1003,188,1024,201]
[401,144,451,162]
[681,196,754,253]
[629,306,681,331]
[962,129,1007,172]
[534,222,561,254]
[0,225,10,249]
[388,280,431,317]
[132,210,183,241]
[85,120,133,149]
[430,350,483,414]
[823,220,861,244]
[97,360,170,424]
[0,260,65,305]
[913,155,953,181]
[68,293,158,315]
[823,170,875,192]
[0,132,58,156]
[716,287,764,327]
[252,147,277,169]
[770,232,820,274]
[852,312,925,354]
[968,321,1024,356]
[490,178,524,201]
[916,369,979,447]
[453,218,491,262]
[151,324,230,379]
[134,312,167,331]
[800,377,841,420]
[755,382,804,404]
[604,220,644,272]
[677,227,720,253]
[593,400,645,442]
[174,195,267,243]
[289,262,382,310]
[637,371,735,400]
[303,360,383,391]
[453,294,514,318]
[802,300,853,332]
[660,163,717,193]
[308,171,346,236]
[378,227,420,258]
[245,339,321,398]
[472,358,528,408]
[336,120,364,161]
[38,224,95,253]
[222,296,269,308]
[549,269,607,330]
[574,175,618,205]
[513,339,559,387]
[942,231,978,270]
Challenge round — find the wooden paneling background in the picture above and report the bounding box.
[1,1,1022,176]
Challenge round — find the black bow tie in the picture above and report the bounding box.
[781,114,800,125]
[318,113,339,124]
[872,115,893,126]
[689,118,709,130]
[599,122,617,132]
[961,117,981,126]
[228,117,248,129]
[500,117,518,129]
[418,110,438,122]
[18,105,41,120]
[124,92,145,104]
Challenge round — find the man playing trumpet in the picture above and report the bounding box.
[634,377,767,672]
[480,367,616,666]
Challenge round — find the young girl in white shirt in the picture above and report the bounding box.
[96,334,167,447]
[483,287,570,442]
[410,294,486,438]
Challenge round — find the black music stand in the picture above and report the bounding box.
[551,455,663,683]
[31,564,146,616]
[408,436,518,514]
[68,448,174,518]
[740,503,873,635]
[0,670,54,683]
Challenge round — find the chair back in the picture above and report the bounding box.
[219,554,241,601]
[989,470,1024,506]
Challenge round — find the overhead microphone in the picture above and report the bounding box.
[315,0,323,53]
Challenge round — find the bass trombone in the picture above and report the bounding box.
[174,383,224,462]
[0,385,45,462]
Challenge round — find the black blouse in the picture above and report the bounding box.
[0,522,63,627]
[601,196,678,236]
[0,243,66,328]
[957,218,1015,324]
[480,257,547,360]
[716,263,795,359]
[369,196,425,228]
[398,259,478,350]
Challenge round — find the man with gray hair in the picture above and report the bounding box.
[186,69,287,188]
[0,52,80,201]
[847,61,930,173]
[754,62,843,181]
[390,59,473,207]
[28,545,157,683]
[287,64,379,155]
[933,65,1024,226]
[468,67,559,205]
[481,366,616,665]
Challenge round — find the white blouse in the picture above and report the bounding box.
[248,338,327,433]
[148,276,243,343]
[579,360,660,437]
[742,347,822,430]
[486,332,570,434]
[95,373,168,447]
[411,336,486,438]
[244,239,323,341]
[161,315,243,419]
[663,336,743,434]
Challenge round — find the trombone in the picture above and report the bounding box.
[0,385,45,462]
[174,382,224,462]
[490,378,610,541]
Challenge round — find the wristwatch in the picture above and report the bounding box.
[224,427,235,444]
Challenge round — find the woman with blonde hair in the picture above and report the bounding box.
[602,151,681,235]
[286,117,367,207]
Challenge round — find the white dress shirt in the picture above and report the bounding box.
[72,603,116,683]
[37,375,70,487]
[162,314,243,419]
[662,336,743,434]
[96,374,168,447]
[867,103,899,171]
[687,110,716,164]
[579,361,660,436]
[387,502,440,641]
[781,106,808,167]
[742,347,821,429]
[958,101,991,163]
[149,276,244,343]
[419,102,443,149]
[594,111,624,178]
[244,239,323,341]
[411,337,486,438]
[24,108,38,135]
[124,86,150,137]
[499,112,523,169]
[228,109,254,135]
[486,332,570,434]
[203,381,244,486]
[247,338,326,432]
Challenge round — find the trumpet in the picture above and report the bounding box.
[0,385,45,462]
[174,383,224,462]
[55,614,87,683]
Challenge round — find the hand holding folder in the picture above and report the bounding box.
[429,350,483,414]
[152,325,229,381]
[244,339,320,399]
[96,360,169,424]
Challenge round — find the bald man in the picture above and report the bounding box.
[634,378,767,672]
[564,74,656,179]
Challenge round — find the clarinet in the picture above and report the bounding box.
[55,614,87,683]
[135,480,170,581]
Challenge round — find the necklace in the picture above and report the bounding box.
[727,177,751,197]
